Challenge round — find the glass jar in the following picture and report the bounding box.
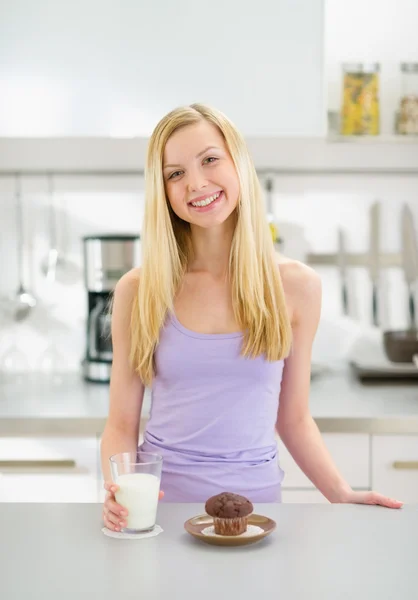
[397,63,418,135]
[340,63,380,135]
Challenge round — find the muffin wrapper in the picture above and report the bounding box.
[213,516,249,536]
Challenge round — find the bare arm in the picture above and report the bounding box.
[276,261,402,508]
[100,268,145,482]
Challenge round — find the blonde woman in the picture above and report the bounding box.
[101,104,402,532]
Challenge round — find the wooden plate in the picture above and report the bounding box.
[184,513,276,547]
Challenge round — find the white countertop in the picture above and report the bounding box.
[2,503,418,600]
[0,368,417,436]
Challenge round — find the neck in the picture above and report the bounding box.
[188,214,236,278]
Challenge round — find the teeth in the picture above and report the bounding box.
[191,191,221,207]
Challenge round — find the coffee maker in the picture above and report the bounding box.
[82,234,140,383]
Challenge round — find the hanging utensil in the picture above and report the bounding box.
[13,174,36,321]
[401,203,418,329]
[368,201,381,327]
[337,227,349,315]
[41,174,58,283]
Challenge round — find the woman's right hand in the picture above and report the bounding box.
[102,481,165,531]
[103,481,128,532]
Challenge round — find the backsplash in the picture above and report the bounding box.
[0,171,417,376]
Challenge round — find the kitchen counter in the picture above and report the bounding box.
[0,369,417,436]
[2,502,417,600]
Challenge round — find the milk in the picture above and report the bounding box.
[115,473,160,531]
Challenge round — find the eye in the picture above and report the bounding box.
[168,170,183,180]
[203,156,219,165]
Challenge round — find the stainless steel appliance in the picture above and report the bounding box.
[82,234,140,383]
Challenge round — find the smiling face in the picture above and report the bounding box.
[163,120,240,228]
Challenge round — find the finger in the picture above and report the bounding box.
[105,507,126,529]
[159,490,164,500]
[106,497,128,517]
[104,481,119,494]
[103,512,121,532]
[103,504,127,529]
[364,491,403,509]
[374,493,404,509]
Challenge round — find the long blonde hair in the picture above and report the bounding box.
[130,103,292,385]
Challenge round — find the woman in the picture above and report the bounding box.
[101,103,402,532]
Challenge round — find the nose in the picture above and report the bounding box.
[186,166,208,193]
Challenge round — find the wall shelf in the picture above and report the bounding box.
[327,134,418,145]
[0,137,417,177]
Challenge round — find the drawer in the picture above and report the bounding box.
[282,489,329,504]
[277,433,370,489]
[0,436,101,503]
[372,435,418,503]
[0,437,99,474]
[0,473,98,503]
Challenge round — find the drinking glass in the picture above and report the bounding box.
[109,451,163,533]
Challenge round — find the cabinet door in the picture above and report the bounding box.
[0,473,98,503]
[372,435,418,503]
[282,490,329,503]
[0,1,324,137]
[0,437,100,503]
[278,433,370,489]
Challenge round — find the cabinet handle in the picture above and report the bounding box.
[0,459,76,468]
[392,461,418,470]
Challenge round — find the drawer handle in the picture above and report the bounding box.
[0,459,76,469]
[392,461,418,470]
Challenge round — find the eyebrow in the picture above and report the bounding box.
[163,146,221,170]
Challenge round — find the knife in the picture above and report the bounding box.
[401,204,418,328]
[337,228,349,315]
[369,201,381,327]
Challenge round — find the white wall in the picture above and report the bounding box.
[325,0,418,134]
[0,172,417,376]
[3,1,417,137]
[0,0,417,378]
[0,0,324,137]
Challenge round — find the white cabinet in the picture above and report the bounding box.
[0,437,101,503]
[0,0,324,137]
[2,431,417,504]
[282,490,329,504]
[372,435,418,504]
[278,433,370,493]
[280,432,418,504]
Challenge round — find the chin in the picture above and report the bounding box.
[195,210,236,229]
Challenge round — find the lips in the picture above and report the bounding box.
[188,190,223,206]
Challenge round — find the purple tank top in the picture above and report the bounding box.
[140,312,285,502]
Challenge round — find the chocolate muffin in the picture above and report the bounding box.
[205,492,253,536]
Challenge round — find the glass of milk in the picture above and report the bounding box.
[109,451,163,533]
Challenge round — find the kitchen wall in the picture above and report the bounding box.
[0,0,324,137]
[326,0,418,133]
[0,0,417,378]
[0,170,417,376]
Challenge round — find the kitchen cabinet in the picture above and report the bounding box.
[0,0,324,137]
[281,490,329,503]
[278,433,370,499]
[372,435,418,503]
[1,432,417,504]
[280,433,418,504]
[0,436,101,503]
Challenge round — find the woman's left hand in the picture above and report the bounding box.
[342,489,403,509]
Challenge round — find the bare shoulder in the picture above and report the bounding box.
[114,267,141,294]
[278,257,321,295]
[113,268,141,308]
[277,256,322,324]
